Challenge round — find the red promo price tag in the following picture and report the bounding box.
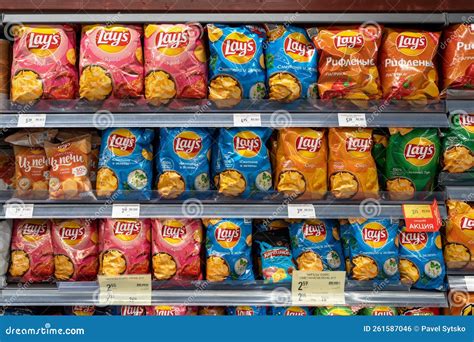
[402,199,442,232]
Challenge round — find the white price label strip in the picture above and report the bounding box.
[98,274,152,305]
[112,204,140,218]
[17,114,47,128]
[291,271,346,306]
[4,204,34,218]
[287,204,316,219]
[465,276,474,292]
[233,113,262,127]
[337,113,367,127]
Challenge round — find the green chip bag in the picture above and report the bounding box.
[314,306,356,316]
[441,114,474,173]
[385,128,440,200]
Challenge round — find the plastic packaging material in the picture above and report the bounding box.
[204,218,254,282]
[398,307,440,316]
[0,221,12,287]
[152,306,189,316]
[79,24,143,101]
[198,306,227,316]
[144,23,207,104]
[65,306,112,316]
[99,219,151,275]
[117,306,154,316]
[227,306,267,315]
[359,306,398,316]
[254,219,289,233]
[156,128,212,199]
[314,306,357,316]
[11,25,78,103]
[0,147,15,190]
[441,114,474,173]
[270,307,310,316]
[151,219,202,280]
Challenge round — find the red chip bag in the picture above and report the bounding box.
[8,219,54,282]
[99,219,151,275]
[51,219,99,281]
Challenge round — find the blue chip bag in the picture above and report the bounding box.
[339,219,353,272]
[399,228,446,290]
[289,219,345,271]
[213,127,273,198]
[205,218,254,281]
[270,307,310,316]
[348,219,400,282]
[156,127,212,199]
[97,128,154,200]
[264,25,317,101]
[207,24,266,104]
[227,306,267,316]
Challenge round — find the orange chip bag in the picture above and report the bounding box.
[328,128,379,199]
[441,24,474,91]
[44,135,93,200]
[307,26,382,100]
[274,128,327,199]
[380,28,440,102]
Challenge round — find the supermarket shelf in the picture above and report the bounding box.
[446,100,474,114]
[446,13,474,24]
[445,186,474,201]
[448,276,474,291]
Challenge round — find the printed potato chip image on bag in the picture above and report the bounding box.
[207,24,266,107]
[157,128,211,199]
[11,25,78,103]
[444,200,474,270]
[264,24,317,101]
[274,128,327,199]
[151,219,202,280]
[441,114,474,173]
[99,218,151,275]
[79,24,143,101]
[204,218,254,282]
[385,128,440,200]
[144,23,207,105]
[441,24,474,91]
[51,219,99,281]
[379,28,440,102]
[307,25,382,100]
[8,219,54,282]
[328,128,379,199]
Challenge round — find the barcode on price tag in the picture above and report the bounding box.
[98,274,151,305]
[465,276,474,292]
[4,204,34,218]
[17,114,47,127]
[112,204,140,218]
[287,204,316,219]
[337,113,367,127]
[291,271,346,305]
[233,113,261,127]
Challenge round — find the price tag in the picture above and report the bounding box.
[291,271,345,306]
[465,276,474,292]
[402,199,442,232]
[287,204,316,219]
[337,113,367,127]
[17,114,47,127]
[4,204,34,218]
[233,113,261,127]
[98,274,152,305]
[112,204,140,218]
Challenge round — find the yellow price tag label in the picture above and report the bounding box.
[402,204,433,219]
[98,274,152,305]
[291,271,346,306]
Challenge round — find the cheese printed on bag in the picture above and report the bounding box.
[308,25,382,100]
[442,114,474,173]
[274,128,327,199]
[227,306,266,316]
[328,128,379,199]
[79,24,143,100]
[348,219,399,281]
[97,128,154,200]
[385,128,440,200]
[207,24,266,106]
[11,25,78,103]
[213,128,272,198]
[144,23,207,104]
[264,25,317,101]
[204,218,254,282]
[157,128,211,199]
[289,219,344,272]
[398,227,445,290]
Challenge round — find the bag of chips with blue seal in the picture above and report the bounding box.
[270,307,311,316]
[96,128,154,200]
[207,24,266,107]
[289,219,345,271]
[213,127,273,198]
[227,306,267,316]
[348,218,400,282]
[156,127,212,199]
[264,25,317,101]
[204,218,254,282]
[399,227,445,290]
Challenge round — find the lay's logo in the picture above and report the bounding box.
[27,30,61,56]
[296,136,322,154]
[400,231,428,251]
[161,222,187,245]
[404,137,436,167]
[173,131,202,160]
[72,306,95,316]
[284,32,315,62]
[302,222,327,244]
[113,220,141,241]
[459,114,474,134]
[333,31,364,54]
[121,306,146,316]
[345,137,372,153]
[59,221,86,246]
[222,32,256,64]
[362,222,388,248]
[396,32,427,56]
[96,27,131,53]
[460,216,474,231]
[233,132,261,158]
[20,221,48,242]
[155,28,189,56]
[235,306,254,316]
[215,222,241,249]
[154,307,177,316]
[285,307,307,316]
[108,129,137,157]
[372,308,395,316]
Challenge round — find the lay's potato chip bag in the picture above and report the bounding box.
[264,25,317,101]
[207,24,266,106]
[314,307,357,316]
[270,307,310,316]
[359,306,398,316]
[157,127,211,199]
[227,306,266,316]
[441,114,474,173]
